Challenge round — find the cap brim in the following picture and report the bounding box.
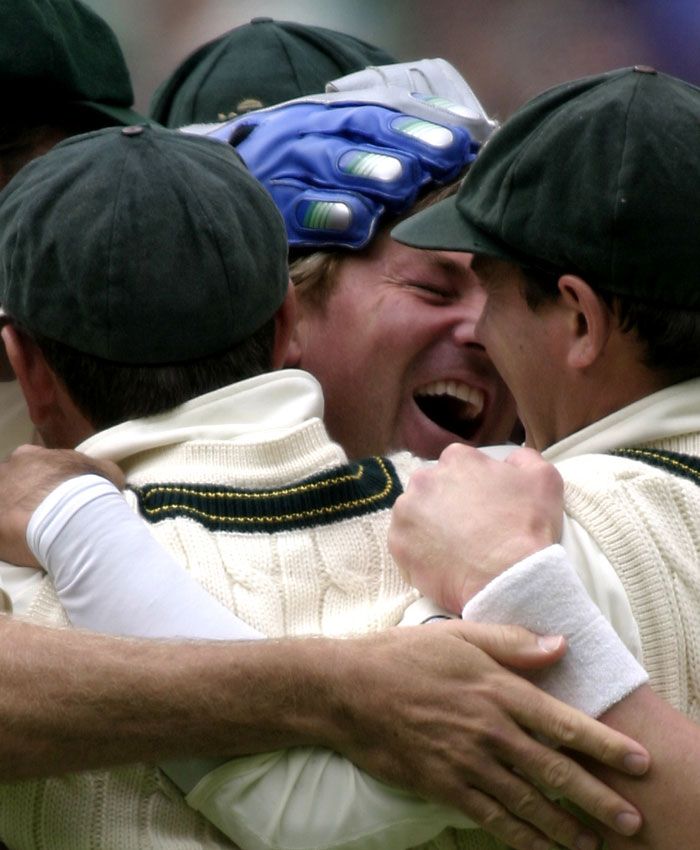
[392,193,523,262]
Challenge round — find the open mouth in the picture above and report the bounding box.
[414,380,485,440]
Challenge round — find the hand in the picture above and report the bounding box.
[388,444,564,611]
[328,620,648,850]
[204,94,478,249]
[0,444,125,566]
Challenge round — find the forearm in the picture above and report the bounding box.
[0,615,346,781]
[586,686,700,848]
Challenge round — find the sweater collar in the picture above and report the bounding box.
[543,377,700,462]
[79,369,325,463]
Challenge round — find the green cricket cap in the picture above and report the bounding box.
[394,66,700,309]
[0,125,289,363]
[150,17,396,126]
[2,0,147,126]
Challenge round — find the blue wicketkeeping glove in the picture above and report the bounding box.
[206,101,477,249]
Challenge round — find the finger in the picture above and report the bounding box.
[445,782,597,850]
[10,443,44,457]
[504,446,547,469]
[499,731,643,838]
[511,684,649,777]
[452,620,568,669]
[459,762,604,850]
[438,441,481,464]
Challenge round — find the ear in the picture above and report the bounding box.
[1,324,59,427]
[0,337,15,380]
[557,275,613,370]
[272,280,302,369]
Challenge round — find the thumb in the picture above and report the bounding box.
[452,620,567,670]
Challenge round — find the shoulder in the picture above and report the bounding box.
[559,450,700,544]
[558,449,700,495]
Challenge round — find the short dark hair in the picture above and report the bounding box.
[14,318,276,431]
[519,266,700,383]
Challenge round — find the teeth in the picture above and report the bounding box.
[415,381,484,418]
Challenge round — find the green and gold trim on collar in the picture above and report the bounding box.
[132,456,403,533]
[610,447,700,488]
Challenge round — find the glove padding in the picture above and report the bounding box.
[326,58,497,143]
[207,99,478,249]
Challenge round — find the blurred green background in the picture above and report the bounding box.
[83,0,700,122]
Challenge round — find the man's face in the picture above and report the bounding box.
[295,233,518,459]
[472,257,563,451]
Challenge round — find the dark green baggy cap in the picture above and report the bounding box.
[0,125,289,363]
[394,66,700,308]
[2,0,147,125]
[150,17,396,126]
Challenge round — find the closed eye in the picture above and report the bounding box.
[400,280,454,300]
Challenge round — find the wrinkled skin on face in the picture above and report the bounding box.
[294,233,518,459]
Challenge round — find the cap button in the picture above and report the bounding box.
[122,125,145,136]
[251,17,274,24]
[633,65,657,74]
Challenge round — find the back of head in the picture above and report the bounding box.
[2,0,146,127]
[150,17,397,126]
[0,125,289,365]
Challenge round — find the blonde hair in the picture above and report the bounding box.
[291,178,463,311]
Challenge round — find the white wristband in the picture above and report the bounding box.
[462,544,648,717]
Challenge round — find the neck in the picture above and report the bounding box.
[525,366,669,452]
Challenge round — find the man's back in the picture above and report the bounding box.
[0,370,431,848]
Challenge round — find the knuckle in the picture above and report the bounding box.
[402,466,431,493]
[543,713,579,747]
[512,787,542,820]
[440,442,469,463]
[540,754,575,790]
[479,802,510,832]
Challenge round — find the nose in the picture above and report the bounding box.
[451,287,488,350]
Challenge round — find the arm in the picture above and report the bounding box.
[390,443,700,848]
[1,446,649,850]
[589,686,700,849]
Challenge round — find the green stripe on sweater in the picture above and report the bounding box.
[132,456,403,533]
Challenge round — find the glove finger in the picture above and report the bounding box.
[242,134,428,205]
[266,181,384,250]
[297,103,477,172]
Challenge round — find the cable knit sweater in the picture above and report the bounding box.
[558,437,700,721]
[542,378,700,723]
[3,372,699,850]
